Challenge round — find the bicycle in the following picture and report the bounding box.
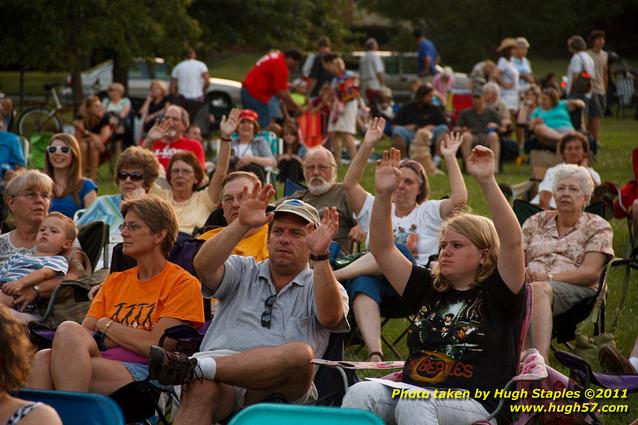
[17,82,70,140]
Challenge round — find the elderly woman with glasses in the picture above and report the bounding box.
[28,196,204,395]
[77,146,160,239]
[45,133,97,219]
[524,164,613,361]
[0,171,85,322]
[338,118,468,361]
[151,109,240,239]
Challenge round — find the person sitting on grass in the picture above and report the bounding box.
[0,212,76,323]
[342,145,526,424]
[338,118,467,362]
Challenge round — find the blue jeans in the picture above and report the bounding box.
[392,126,416,147]
[241,87,271,128]
[430,124,449,145]
[345,243,415,305]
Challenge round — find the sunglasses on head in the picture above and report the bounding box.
[47,146,71,154]
[117,171,144,182]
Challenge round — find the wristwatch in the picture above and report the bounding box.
[32,285,41,296]
[310,252,330,261]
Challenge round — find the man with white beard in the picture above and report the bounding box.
[283,147,360,255]
[143,105,206,173]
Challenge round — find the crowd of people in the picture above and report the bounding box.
[0,28,634,425]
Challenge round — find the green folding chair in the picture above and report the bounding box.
[228,403,383,425]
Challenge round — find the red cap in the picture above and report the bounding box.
[239,109,259,124]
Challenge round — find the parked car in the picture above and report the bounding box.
[344,51,471,102]
[65,57,241,119]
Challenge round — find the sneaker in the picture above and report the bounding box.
[599,345,637,374]
[148,345,201,385]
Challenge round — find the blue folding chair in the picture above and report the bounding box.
[228,403,383,425]
[17,389,125,425]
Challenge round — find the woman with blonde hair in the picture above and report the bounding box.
[74,96,113,181]
[140,80,170,134]
[0,304,62,425]
[342,145,526,424]
[44,133,97,218]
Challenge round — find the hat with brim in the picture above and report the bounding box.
[497,38,517,53]
[274,199,321,227]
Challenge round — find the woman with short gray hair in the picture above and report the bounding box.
[482,82,510,123]
[522,163,613,361]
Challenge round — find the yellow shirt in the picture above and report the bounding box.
[198,224,269,262]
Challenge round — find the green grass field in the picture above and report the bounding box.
[2,55,637,423]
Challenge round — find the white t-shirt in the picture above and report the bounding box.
[356,192,443,266]
[359,51,385,91]
[512,56,532,91]
[531,163,602,209]
[566,52,595,96]
[171,59,209,99]
[497,57,520,110]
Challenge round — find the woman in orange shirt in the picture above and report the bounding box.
[28,196,204,394]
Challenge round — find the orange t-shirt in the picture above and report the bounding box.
[87,262,204,331]
[198,224,269,262]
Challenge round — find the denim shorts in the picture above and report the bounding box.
[122,362,150,381]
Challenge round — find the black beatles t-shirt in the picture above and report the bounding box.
[401,264,525,414]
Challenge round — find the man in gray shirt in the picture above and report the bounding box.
[149,185,349,424]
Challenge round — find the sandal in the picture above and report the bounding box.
[367,351,384,362]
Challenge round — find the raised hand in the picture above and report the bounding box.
[219,108,241,139]
[466,145,495,180]
[375,148,402,195]
[237,181,276,229]
[440,132,463,157]
[362,117,386,146]
[147,117,172,141]
[306,207,339,255]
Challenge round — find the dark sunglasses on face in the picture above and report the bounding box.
[47,146,71,154]
[261,295,276,329]
[117,171,144,182]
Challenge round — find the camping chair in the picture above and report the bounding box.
[314,286,536,423]
[228,403,384,425]
[615,75,635,119]
[551,258,612,349]
[284,179,307,197]
[17,389,125,425]
[77,221,110,272]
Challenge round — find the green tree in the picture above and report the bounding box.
[189,0,354,54]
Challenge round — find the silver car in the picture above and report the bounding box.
[346,51,471,102]
[68,57,241,116]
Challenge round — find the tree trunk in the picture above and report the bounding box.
[71,50,84,113]
[18,69,25,113]
[112,53,129,94]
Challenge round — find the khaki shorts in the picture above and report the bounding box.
[192,349,318,411]
[549,280,597,315]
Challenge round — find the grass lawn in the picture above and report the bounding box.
[3,54,637,422]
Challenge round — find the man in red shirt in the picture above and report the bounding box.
[241,49,304,128]
[143,105,206,171]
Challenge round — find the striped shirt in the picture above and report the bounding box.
[0,253,68,284]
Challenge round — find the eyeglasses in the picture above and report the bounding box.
[47,146,71,155]
[222,193,247,205]
[171,168,194,176]
[260,295,276,329]
[118,171,144,182]
[118,222,146,232]
[16,191,53,200]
